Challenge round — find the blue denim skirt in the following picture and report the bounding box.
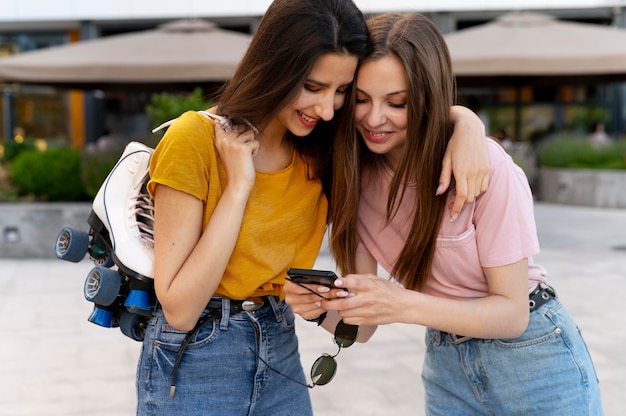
[423,298,603,416]
[136,297,312,416]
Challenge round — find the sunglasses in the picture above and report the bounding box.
[251,319,359,388]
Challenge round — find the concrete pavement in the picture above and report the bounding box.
[0,202,624,415]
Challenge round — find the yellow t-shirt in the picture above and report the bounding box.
[148,111,328,299]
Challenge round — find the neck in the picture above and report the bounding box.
[381,156,416,187]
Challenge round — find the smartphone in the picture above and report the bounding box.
[286,268,338,288]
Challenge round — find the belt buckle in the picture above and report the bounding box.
[241,297,265,312]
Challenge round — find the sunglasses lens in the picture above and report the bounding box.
[334,320,358,348]
[310,354,337,386]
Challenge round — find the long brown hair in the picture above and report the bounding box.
[215,0,371,197]
[330,13,455,290]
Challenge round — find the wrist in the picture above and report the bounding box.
[305,312,327,326]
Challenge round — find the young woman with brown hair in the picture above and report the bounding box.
[287,12,603,415]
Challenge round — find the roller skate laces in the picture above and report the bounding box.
[130,181,155,247]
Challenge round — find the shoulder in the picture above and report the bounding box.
[151,110,219,169]
[485,137,528,179]
[486,137,511,165]
[170,110,216,136]
[159,111,216,149]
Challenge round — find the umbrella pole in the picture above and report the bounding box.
[514,85,521,141]
[2,88,14,142]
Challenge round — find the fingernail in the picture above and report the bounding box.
[435,184,444,196]
[334,278,344,287]
[450,213,458,223]
[318,286,330,293]
[315,302,321,307]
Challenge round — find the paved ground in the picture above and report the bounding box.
[0,202,624,415]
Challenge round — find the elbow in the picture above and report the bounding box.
[507,312,530,339]
[161,308,200,332]
[154,286,202,332]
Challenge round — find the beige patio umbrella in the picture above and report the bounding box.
[0,19,252,87]
[445,12,626,78]
[445,12,626,140]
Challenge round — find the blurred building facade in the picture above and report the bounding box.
[1,0,625,148]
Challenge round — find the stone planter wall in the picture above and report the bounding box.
[538,167,626,208]
[0,202,91,259]
[2,168,624,259]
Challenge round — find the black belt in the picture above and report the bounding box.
[169,296,275,398]
[448,284,558,345]
[206,296,273,315]
[529,284,557,312]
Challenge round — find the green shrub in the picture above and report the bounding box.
[81,149,123,198]
[1,139,37,163]
[145,87,213,131]
[9,148,89,201]
[537,135,626,170]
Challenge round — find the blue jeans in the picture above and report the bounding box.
[136,297,312,416]
[423,298,603,416]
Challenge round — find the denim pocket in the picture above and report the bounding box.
[492,300,563,349]
[154,313,220,351]
[279,301,296,330]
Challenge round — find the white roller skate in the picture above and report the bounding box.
[92,141,155,280]
[55,141,155,340]
[55,111,252,341]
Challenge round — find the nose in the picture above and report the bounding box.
[366,104,386,127]
[314,93,336,121]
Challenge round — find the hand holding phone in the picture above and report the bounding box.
[286,268,339,299]
[286,268,338,287]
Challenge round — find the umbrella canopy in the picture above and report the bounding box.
[0,19,252,87]
[445,12,626,79]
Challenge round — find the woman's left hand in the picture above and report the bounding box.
[322,274,409,326]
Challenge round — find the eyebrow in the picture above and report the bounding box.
[306,79,353,89]
[356,88,407,98]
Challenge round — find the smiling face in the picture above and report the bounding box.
[272,52,359,137]
[354,55,409,170]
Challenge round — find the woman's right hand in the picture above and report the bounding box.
[214,124,259,195]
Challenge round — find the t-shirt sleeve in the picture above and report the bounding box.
[148,111,215,203]
[473,140,540,267]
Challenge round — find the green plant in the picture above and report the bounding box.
[1,139,37,163]
[145,87,213,131]
[537,134,626,170]
[567,105,610,133]
[80,149,123,198]
[8,148,89,201]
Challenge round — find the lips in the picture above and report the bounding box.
[362,128,391,144]
[297,110,318,128]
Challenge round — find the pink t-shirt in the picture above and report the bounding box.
[357,138,546,299]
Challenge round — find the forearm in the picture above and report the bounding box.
[156,187,249,331]
[450,105,485,136]
[441,105,489,219]
[399,291,528,339]
[318,310,377,343]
